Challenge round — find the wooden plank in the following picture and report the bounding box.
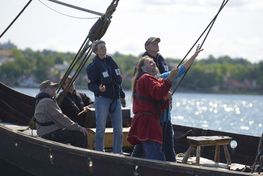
[187,136,232,146]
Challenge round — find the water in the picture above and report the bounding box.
[14,87,263,137]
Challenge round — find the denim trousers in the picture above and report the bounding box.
[132,141,165,161]
[95,96,123,153]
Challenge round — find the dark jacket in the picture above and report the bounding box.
[56,90,93,126]
[86,55,125,99]
[142,52,169,74]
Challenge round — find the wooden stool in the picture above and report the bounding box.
[182,136,232,166]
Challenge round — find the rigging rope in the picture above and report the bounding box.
[162,0,229,152]
[0,0,32,39]
[56,0,120,104]
[171,0,229,95]
[38,0,99,20]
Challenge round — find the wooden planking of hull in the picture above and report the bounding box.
[0,124,254,176]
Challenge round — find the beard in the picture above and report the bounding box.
[142,65,160,76]
[152,66,160,75]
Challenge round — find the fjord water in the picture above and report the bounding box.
[16,87,263,137]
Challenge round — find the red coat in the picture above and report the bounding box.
[127,73,172,145]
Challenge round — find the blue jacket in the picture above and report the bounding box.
[86,55,125,99]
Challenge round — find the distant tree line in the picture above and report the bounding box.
[0,46,262,94]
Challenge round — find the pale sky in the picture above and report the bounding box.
[1,0,263,63]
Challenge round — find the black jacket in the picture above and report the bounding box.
[56,90,93,126]
[86,55,125,99]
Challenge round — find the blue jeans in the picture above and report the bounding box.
[95,96,123,153]
[132,141,165,161]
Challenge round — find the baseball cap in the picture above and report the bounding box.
[145,37,160,48]
[39,80,59,90]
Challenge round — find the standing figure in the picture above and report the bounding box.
[86,40,126,153]
[127,56,178,161]
[143,37,176,161]
[132,38,203,161]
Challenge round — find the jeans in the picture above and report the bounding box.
[95,96,123,153]
[161,120,176,162]
[132,141,165,161]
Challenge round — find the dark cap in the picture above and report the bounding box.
[39,80,59,90]
[145,37,160,48]
[91,40,106,53]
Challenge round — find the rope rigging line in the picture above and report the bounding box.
[163,1,229,147]
[171,0,229,96]
[38,0,99,20]
[0,0,33,39]
[56,0,120,104]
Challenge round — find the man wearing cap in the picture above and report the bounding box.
[86,40,126,154]
[34,80,88,148]
[143,37,169,74]
[56,76,94,126]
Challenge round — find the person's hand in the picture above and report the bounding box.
[163,91,172,100]
[79,127,87,135]
[193,44,204,57]
[120,98,126,107]
[83,105,92,112]
[99,84,106,92]
[77,105,92,116]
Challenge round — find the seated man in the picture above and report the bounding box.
[56,76,94,127]
[34,80,87,148]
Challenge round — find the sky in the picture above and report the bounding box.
[0,0,263,63]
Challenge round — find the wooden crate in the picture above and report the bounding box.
[87,127,131,149]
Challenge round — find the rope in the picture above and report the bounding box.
[0,0,32,39]
[56,0,120,104]
[171,0,229,95]
[38,0,99,20]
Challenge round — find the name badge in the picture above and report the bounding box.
[115,69,121,75]
[102,71,109,78]
[164,65,169,71]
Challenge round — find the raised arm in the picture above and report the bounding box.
[183,45,204,70]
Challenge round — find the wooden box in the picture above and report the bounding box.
[87,127,131,149]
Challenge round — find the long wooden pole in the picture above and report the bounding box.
[47,0,104,16]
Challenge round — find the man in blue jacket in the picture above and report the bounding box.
[86,40,125,154]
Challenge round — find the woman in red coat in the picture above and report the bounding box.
[127,56,178,160]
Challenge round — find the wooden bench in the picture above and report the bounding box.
[182,136,232,166]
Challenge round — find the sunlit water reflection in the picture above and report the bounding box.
[171,93,263,137]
